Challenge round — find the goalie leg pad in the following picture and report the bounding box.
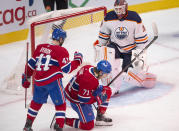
[94,45,105,62]
[126,68,156,88]
[142,73,157,88]
[97,47,123,96]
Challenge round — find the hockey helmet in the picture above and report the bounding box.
[97,60,112,74]
[52,28,67,41]
[114,0,128,18]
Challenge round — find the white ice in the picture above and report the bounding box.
[0,8,179,131]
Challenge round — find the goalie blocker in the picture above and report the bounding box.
[93,40,157,96]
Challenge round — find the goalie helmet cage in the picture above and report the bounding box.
[1,6,107,94]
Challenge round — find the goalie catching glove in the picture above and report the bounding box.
[74,51,83,65]
[22,73,31,88]
[132,48,148,71]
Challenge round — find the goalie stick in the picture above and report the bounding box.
[107,22,158,86]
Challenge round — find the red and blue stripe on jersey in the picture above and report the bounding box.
[65,65,99,104]
[25,43,80,86]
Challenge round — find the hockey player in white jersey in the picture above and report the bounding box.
[94,0,156,95]
[98,0,148,72]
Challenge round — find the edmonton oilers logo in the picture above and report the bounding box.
[115,27,129,40]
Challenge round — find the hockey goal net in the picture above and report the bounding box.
[1,6,107,94]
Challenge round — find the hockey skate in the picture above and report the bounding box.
[23,119,33,131]
[95,110,113,126]
[53,122,63,131]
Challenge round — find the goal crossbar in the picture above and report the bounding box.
[30,6,107,55]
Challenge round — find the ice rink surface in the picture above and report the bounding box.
[0,8,179,131]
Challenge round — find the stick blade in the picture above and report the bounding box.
[152,22,158,37]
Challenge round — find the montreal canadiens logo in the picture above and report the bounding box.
[115,27,129,40]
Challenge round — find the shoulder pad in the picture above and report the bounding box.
[104,10,118,21]
[126,10,142,23]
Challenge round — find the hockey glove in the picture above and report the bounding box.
[22,73,31,88]
[93,85,104,105]
[93,85,103,97]
[74,51,83,65]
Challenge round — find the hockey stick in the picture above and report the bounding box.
[107,22,158,86]
[25,42,29,109]
[50,114,56,129]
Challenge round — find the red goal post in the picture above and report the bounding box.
[30,6,107,56]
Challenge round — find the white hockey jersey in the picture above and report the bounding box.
[98,10,148,53]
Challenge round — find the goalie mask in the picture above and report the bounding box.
[114,0,128,19]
